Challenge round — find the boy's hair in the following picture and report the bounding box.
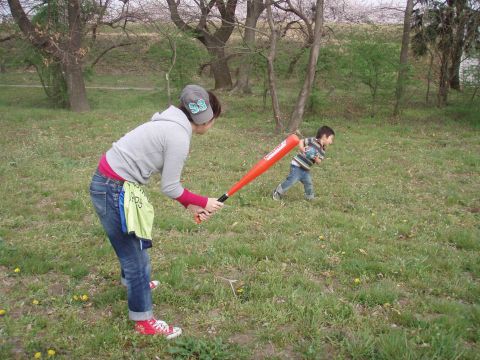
[316,126,335,139]
[180,91,222,124]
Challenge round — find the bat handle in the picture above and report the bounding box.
[217,194,229,202]
[194,193,229,224]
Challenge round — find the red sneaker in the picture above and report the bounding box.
[135,318,182,339]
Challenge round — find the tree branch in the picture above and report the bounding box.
[90,42,135,68]
[0,34,15,42]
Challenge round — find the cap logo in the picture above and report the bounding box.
[188,99,207,114]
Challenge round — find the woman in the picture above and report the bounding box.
[89,85,224,338]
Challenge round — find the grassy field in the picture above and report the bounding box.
[0,74,479,359]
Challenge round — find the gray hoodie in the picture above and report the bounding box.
[105,105,192,199]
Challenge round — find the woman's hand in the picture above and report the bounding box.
[187,205,212,222]
[205,198,224,213]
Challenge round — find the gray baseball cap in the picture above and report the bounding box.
[180,85,214,125]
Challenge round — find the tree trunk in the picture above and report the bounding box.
[449,0,467,91]
[64,58,90,112]
[66,0,89,112]
[426,51,434,105]
[288,0,324,132]
[165,0,238,90]
[287,47,307,76]
[438,52,449,107]
[265,0,282,132]
[393,0,414,116]
[208,45,233,90]
[437,3,454,107]
[232,0,265,94]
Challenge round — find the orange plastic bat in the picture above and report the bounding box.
[195,134,300,223]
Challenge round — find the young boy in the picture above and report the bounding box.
[272,126,335,200]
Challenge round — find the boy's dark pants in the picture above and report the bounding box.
[276,164,314,200]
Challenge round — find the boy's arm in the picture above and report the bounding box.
[298,139,306,153]
[313,156,322,164]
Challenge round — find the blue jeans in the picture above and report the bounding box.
[89,171,153,321]
[276,164,314,199]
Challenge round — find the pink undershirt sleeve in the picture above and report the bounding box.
[175,189,208,208]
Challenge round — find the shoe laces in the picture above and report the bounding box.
[149,319,170,332]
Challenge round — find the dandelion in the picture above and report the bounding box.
[81,294,89,302]
[34,352,42,359]
[14,267,20,273]
[73,295,79,301]
[47,349,56,357]
[354,278,361,285]
[32,299,40,305]
[0,309,6,316]
[319,235,325,240]
[236,288,244,294]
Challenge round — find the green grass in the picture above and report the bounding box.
[0,74,479,359]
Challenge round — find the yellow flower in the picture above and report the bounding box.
[354,278,361,284]
[47,349,56,357]
[73,295,79,301]
[34,352,42,359]
[81,294,89,302]
[0,309,6,316]
[32,299,40,305]
[319,235,325,240]
[236,288,244,294]
[14,267,20,273]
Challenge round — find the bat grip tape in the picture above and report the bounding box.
[217,194,229,202]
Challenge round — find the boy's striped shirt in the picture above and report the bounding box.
[292,137,325,170]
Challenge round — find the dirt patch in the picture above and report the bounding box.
[252,342,300,360]
[228,332,256,346]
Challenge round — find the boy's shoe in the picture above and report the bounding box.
[135,318,182,338]
[149,280,160,290]
[272,189,282,201]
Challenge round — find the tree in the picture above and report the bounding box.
[165,0,238,90]
[412,0,480,107]
[287,0,324,132]
[348,31,398,117]
[264,0,282,132]
[393,0,415,116]
[274,0,317,77]
[232,0,265,94]
[7,0,90,111]
[6,0,137,111]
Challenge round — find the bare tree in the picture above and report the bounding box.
[232,0,265,94]
[393,0,415,116]
[7,0,91,111]
[275,0,316,76]
[449,0,467,90]
[412,0,479,107]
[6,0,138,112]
[288,0,324,132]
[264,0,283,132]
[165,0,238,90]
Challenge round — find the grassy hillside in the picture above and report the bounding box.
[0,76,479,359]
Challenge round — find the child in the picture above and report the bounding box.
[89,85,224,338]
[272,126,335,200]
